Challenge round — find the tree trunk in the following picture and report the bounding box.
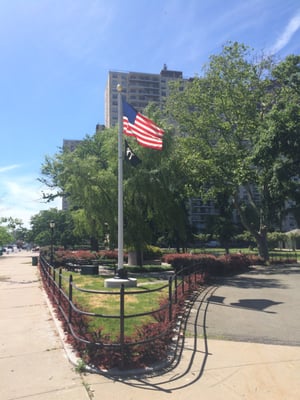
[234,196,269,261]
[128,250,143,267]
[90,236,99,252]
[254,226,269,261]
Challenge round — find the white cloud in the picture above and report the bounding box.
[0,164,21,173]
[0,171,60,228]
[269,11,300,54]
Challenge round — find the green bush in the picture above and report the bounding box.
[143,245,162,260]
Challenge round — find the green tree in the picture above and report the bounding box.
[253,55,300,229]
[0,217,26,247]
[166,42,300,260]
[40,129,118,250]
[40,120,191,261]
[29,208,79,248]
[0,226,13,247]
[204,191,238,253]
[123,127,191,259]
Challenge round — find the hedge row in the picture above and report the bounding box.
[41,246,162,267]
[162,253,265,275]
[39,248,118,266]
[41,248,265,275]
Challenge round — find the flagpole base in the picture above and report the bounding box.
[116,268,128,279]
[104,277,137,288]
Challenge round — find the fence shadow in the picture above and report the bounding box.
[111,285,218,392]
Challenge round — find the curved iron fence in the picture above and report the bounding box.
[39,255,206,369]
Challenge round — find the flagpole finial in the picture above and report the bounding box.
[117,84,122,92]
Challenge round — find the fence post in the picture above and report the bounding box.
[53,268,56,295]
[168,277,172,322]
[58,268,62,306]
[194,265,198,286]
[47,264,51,287]
[120,284,125,368]
[174,274,178,304]
[68,275,73,324]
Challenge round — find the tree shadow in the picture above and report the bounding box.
[250,264,300,275]
[209,264,299,289]
[207,295,225,304]
[206,295,283,314]
[211,275,288,289]
[230,298,283,313]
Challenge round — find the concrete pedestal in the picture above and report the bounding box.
[104,277,137,288]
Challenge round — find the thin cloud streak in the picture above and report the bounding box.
[0,164,21,173]
[270,10,300,54]
[0,172,61,227]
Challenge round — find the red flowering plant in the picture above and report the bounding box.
[97,250,118,260]
[53,249,97,267]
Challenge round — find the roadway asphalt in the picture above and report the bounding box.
[193,264,300,346]
[1,252,300,399]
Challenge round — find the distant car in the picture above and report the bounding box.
[205,240,220,248]
[32,247,40,252]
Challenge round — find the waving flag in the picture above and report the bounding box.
[125,140,142,167]
[122,99,165,150]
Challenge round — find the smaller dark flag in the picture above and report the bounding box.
[125,140,142,167]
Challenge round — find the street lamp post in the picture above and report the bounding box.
[49,221,55,266]
[104,222,110,250]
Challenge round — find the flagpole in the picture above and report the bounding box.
[117,84,124,276]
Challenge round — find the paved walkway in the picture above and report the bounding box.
[0,252,90,400]
[1,252,300,399]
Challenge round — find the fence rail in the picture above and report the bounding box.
[39,255,206,368]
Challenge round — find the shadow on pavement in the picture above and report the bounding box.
[230,298,283,313]
[249,264,300,275]
[212,274,288,289]
[207,295,283,313]
[103,286,219,393]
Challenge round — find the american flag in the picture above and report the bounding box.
[122,99,165,150]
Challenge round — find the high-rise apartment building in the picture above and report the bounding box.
[105,65,185,128]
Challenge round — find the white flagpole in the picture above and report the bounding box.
[117,84,124,275]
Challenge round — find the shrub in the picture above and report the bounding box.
[163,252,264,275]
[143,245,163,260]
[162,253,221,273]
[97,250,118,260]
[48,249,98,267]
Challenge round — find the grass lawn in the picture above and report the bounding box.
[56,270,171,339]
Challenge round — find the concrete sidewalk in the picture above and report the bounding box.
[0,252,90,400]
[1,252,300,399]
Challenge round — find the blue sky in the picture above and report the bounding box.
[0,0,300,227]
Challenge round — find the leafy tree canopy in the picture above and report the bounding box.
[166,42,300,260]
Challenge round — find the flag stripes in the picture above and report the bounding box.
[122,99,165,150]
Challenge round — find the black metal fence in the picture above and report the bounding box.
[39,255,206,369]
[269,251,298,263]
